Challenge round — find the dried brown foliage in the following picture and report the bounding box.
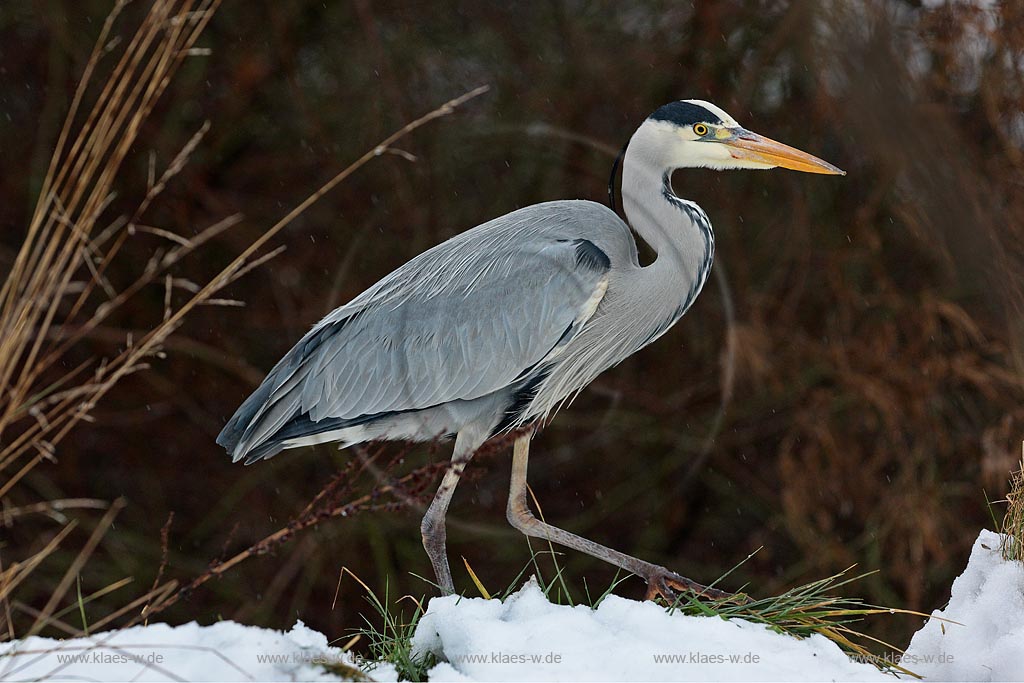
[0,0,486,643]
[0,0,226,640]
[2,0,1024,653]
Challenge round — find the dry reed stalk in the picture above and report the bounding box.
[0,0,225,641]
[0,0,222,490]
[0,0,488,641]
[1001,453,1024,562]
[131,427,518,627]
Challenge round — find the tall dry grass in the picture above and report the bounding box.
[1,0,228,640]
[1002,455,1024,563]
[0,0,489,641]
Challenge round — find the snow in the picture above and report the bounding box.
[411,578,889,682]
[904,529,1024,681]
[2,529,1021,682]
[0,619,397,682]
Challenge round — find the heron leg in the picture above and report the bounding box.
[506,433,733,602]
[421,432,476,595]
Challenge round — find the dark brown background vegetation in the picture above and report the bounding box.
[3,0,1024,651]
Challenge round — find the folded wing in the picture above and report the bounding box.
[218,228,611,463]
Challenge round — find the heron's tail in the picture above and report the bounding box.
[216,376,287,464]
[217,370,374,466]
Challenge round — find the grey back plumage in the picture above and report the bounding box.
[217,98,841,603]
[218,105,727,467]
[218,200,642,463]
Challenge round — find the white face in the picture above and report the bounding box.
[641,100,844,175]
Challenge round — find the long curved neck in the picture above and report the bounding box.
[621,127,715,321]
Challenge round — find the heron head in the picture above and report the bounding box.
[641,99,844,175]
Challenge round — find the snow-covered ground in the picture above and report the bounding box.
[411,579,887,682]
[0,620,397,682]
[1,529,1021,682]
[904,529,1024,681]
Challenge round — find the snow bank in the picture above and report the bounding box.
[904,529,1024,681]
[411,578,889,682]
[4,529,1021,682]
[0,619,396,682]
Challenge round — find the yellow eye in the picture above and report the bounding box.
[693,124,709,136]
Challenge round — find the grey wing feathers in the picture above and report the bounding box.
[217,202,617,464]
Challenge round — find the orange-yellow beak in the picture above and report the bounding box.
[722,128,845,175]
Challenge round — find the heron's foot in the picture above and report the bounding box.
[643,567,741,604]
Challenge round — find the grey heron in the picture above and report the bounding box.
[217,99,843,601]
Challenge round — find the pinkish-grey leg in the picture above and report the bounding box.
[505,433,733,602]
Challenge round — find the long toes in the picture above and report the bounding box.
[644,574,678,603]
[664,574,731,600]
[644,569,744,604]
